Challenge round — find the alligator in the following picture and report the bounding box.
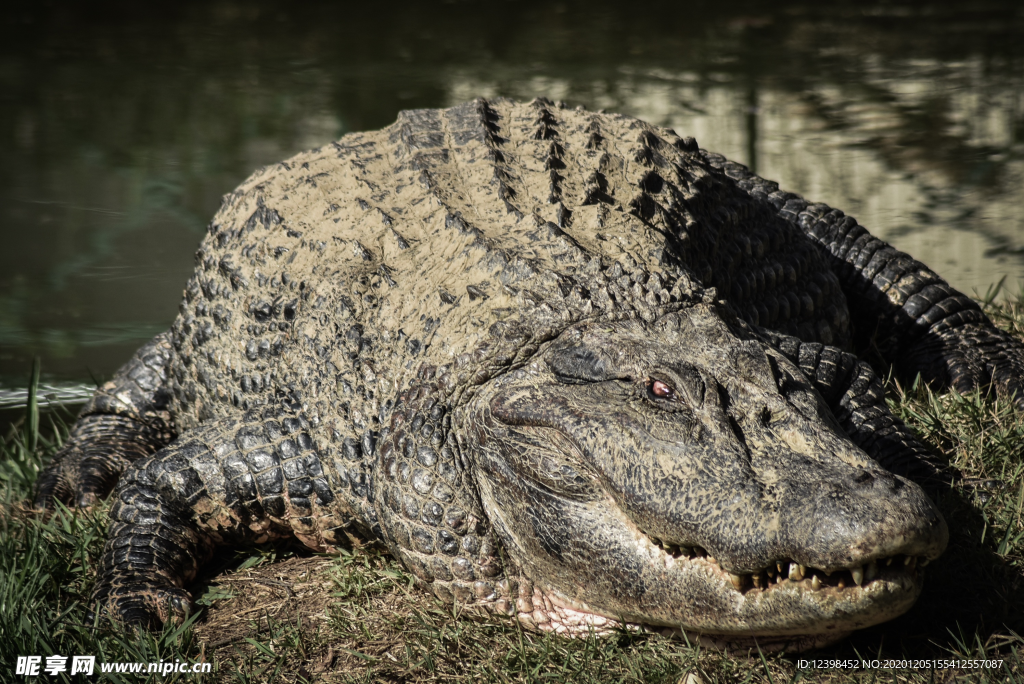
[35,98,1024,651]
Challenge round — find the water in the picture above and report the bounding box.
[2,0,1023,405]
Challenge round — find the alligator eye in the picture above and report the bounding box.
[649,378,675,399]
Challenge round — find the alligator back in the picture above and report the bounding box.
[169,98,847,447]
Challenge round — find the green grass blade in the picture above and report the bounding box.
[26,356,40,455]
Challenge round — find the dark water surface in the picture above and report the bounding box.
[2,0,1024,404]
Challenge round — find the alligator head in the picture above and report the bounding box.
[463,302,948,650]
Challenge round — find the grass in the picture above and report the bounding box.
[2,299,1024,682]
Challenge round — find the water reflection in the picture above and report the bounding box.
[1,0,1022,393]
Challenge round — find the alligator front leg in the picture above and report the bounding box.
[373,380,510,613]
[36,332,176,509]
[760,328,945,485]
[91,410,356,628]
[720,161,1024,407]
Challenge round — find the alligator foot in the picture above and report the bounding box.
[36,416,152,509]
[91,456,211,629]
[90,579,192,629]
[35,332,175,510]
[92,412,337,629]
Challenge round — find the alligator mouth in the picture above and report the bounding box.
[517,527,928,651]
[643,533,927,594]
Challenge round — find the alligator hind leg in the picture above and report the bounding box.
[91,409,354,627]
[35,332,176,509]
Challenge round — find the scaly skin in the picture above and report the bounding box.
[716,157,1024,405]
[35,98,1019,650]
[35,333,176,508]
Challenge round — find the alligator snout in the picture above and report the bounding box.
[787,466,947,569]
[682,361,949,576]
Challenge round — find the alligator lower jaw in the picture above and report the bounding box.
[515,539,926,652]
[516,585,855,653]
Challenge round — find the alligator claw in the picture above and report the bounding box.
[35,441,132,511]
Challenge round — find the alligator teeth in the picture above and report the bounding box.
[713,555,920,594]
[695,554,924,594]
[644,533,706,561]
